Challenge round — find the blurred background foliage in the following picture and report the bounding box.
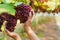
[0,0,60,15]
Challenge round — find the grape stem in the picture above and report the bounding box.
[3,21,22,40]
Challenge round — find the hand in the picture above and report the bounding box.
[23,10,40,40]
[3,21,22,40]
[24,9,34,26]
[5,27,22,40]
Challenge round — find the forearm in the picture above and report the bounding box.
[24,24,40,40]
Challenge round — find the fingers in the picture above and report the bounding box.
[4,21,14,36]
[28,9,34,22]
[3,21,14,37]
[3,21,9,33]
[3,21,22,40]
[24,9,34,26]
[5,28,22,40]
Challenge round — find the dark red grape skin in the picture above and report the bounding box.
[5,21,16,32]
[1,12,17,32]
[15,3,34,23]
[5,16,17,32]
[0,15,5,31]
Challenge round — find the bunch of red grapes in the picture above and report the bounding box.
[0,13,17,32]
[15,3,34,23]
[0,3,34,32]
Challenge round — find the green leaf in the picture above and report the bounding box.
[14,2,23,6]
[2,0,13,3]
[15,0,30,5]
[0,4,15,15]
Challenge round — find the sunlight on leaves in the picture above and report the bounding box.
[0,4,15,15]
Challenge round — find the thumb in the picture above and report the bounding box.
[28,9,34,22]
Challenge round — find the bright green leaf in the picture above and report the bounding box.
[14,2,23,6]
[2,0,13,3]
[0,4,15,15]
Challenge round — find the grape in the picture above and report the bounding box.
[6,15,17,32]
[0,15,5,31]
[1,12,17,32]
[5,15,17,32]
[1,12,13,21]
[15,3,34,23]
[6,22,15,32]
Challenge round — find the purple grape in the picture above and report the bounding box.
[5,22,15,32]
[1,12,17,32]
[15,3,34,23]
[6,15,17,32]
[0,15,5,31]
